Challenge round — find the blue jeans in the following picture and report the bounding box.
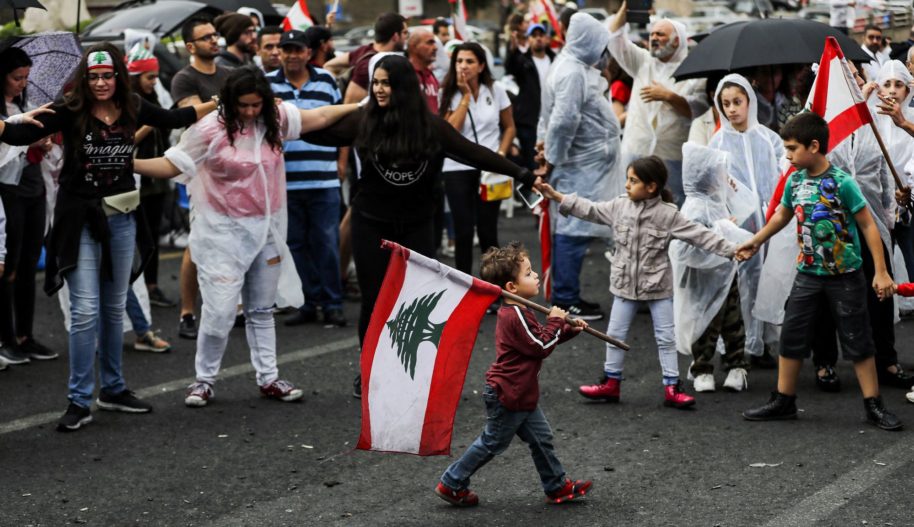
[603,296,679,385]
[551,234,594,306]
[287,188,343,312]
[65,213,136,408]
[441,385,566,494]
[125,288,150,336]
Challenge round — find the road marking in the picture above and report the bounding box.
[0,336,358,436]
[762,438,908,526]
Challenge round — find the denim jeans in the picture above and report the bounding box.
[65,213,136,408]
[196,241,282,387]
[604,296,680,385]
[125,287,150,336]
[551,234,594,306]
[287,188,343,313]
[441,384,566,494]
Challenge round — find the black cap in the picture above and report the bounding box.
[280,30,309,49]
[304,25,332,51]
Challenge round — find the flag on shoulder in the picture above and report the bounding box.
[357,240,501,455]
[282,0,314,31]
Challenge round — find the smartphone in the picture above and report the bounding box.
[627,0,652,25]
[515,182,544,209]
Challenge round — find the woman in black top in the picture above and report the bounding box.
[302,55,534,398]
[0,46,58,366]
[0,43,216,432]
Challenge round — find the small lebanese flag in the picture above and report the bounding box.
[450,0,469,41]
[282,0,314,31]
[765,36,872,221]
[358,240,501,455]
[537,200,552,300]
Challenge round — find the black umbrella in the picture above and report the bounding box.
[1,0,44,26]
[674,18,873,81]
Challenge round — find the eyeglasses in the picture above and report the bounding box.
[190,32,220,43]
[88,72,116,82]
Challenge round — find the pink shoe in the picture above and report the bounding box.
[579,376,620,402]
[663,381,696,409]
[546,478,593,504]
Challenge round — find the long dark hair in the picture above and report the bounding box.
[129,73,160,106]
[0,46,32,112]
[439,42,494,118]
[64,43,138,146]
[629,156,673,203]
[218,65,282,152]
[355,55,439,165]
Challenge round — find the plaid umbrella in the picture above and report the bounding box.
[0,32,82,106]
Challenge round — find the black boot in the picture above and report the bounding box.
[742,392,797,421]
[877,364,914,389]
[750,348,778,370]
[863,396,903,431]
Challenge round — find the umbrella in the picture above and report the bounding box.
[674,18,873,81]
[0,32,82,106]
[1,0,44,26]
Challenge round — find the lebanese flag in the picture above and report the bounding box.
[765,36,872,221]
[450,0,469,41]
[539,0,562,41]
[357,240,501,455]
[282,0,314,31]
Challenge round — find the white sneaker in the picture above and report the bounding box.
[693,374,715,392]
[723,368,748,392]
[906,388,914,404]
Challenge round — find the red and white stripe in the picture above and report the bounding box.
[357,241,501,455]
[282,0,314,32]
[451,0,469,41]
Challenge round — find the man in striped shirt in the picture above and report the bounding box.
[268,30,346,328]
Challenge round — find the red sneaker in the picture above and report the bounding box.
[435,482,479,507]
[546,478,593,504]
[260,379,304,402]
[663,381,696,409]
[579,376,620,402]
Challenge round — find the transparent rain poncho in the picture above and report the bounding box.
[671,142,752,355]
[165,102,304,338]
[708,74,784,356]
[537,12,623,238]
[607,18,707,161]
[873,60,914,186]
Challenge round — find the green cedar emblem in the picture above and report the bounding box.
[92,52,108,65]
[386,290,447,380]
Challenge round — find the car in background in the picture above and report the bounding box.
[686,3,745,33]
[581,7,611,21]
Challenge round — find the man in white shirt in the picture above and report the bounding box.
[862,24,891,82]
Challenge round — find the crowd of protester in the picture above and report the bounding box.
[0,1,913,465]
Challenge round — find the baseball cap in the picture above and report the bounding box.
[280,30,309,48]
[526,23,547,36]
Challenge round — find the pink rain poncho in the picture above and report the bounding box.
[164,101,304,338]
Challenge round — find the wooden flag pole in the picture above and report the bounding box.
[500,290,630,350]
[867,119,906,191]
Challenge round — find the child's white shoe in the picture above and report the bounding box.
[906,388,914,404]
[723,368,748,392]
[693,374,715,393]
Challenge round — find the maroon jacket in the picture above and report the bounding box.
[485,304,576,411]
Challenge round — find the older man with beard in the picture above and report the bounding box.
[607,1,707,205]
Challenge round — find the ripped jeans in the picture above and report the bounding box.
[195,242,281,387]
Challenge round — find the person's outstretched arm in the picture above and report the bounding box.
[300,110,362,147]
[299,103,360,134]
[736,205,792,260]
[436,116,533,186]
[133,157,181,179]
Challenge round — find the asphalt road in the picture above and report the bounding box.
[1,209,913,527]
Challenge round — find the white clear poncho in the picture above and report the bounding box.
[607,19,708,161]
[537,12,623,238]
[165,102,304,338]
[708,74,784,356]
[671,142,752,355]
[873,60,914,186]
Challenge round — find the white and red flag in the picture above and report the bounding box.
[357,240,501,455]
[765,36,872,220]
[449,0,470,40]
[536,200,552,300]
[282,0,314,31]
